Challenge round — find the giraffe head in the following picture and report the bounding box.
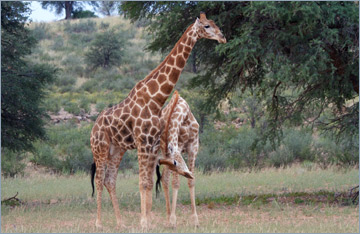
[159,152,194,179]
[194,12,226,44]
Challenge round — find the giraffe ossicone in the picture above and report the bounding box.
[90,12,226,229]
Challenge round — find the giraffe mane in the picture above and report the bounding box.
[163,90,179,156]
[142,23,195,84]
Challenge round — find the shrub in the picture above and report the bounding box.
[55,73,76,87]
[79,96,91,114]
[43,97,61,114]
[64,101,80,115]
[31,142,61,171]
[282,128,314,161]
[228,127,271,169]
[61,54,84,77]
[1,149,26,177]
[196,126,237,173]
[95,102,107,113]
[80,78,99,93]
[314,134,359,168]
[269,145,295,168]
[72,9,97,19]
[31,22,51,41]
[51,35,64,51]
[85,29,126,71]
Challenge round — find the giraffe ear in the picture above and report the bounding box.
[195,17,200,27]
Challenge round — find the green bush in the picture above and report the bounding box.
[85,29,126,71]
[61,54,84,77]
[314,134,359,168]
[51,35,64,51]
[64,101,80,115]
[228,127,271,169]
[55,73,76,87]
[1,149,26,177]
[31,142,61,171]
[282,128,314,161]
[72,9,97,19]
[43,97,61,114]
[79,96,91,113]
[79,78,99,93]
[43,122,93,174]
[196,126,237,173]
[269,145,295,168]
[95,102,107,113]
[31,23,51,41]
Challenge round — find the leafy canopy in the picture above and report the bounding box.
[121,1,359,141]
[1,1,56,152]
[84,29,127,71]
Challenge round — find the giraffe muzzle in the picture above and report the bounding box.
[158,158,194,179]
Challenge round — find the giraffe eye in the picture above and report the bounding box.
[204,25,210,29]
[173,160,177,166]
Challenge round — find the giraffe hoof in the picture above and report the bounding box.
[116,222,128,229]
[140,218,148,230]
[95,220,103,230]
[169,214,177,227]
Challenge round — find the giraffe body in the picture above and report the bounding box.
[159,91,200,227]
[90,12,226,229]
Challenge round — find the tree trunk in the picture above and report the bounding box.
[65,1,73,20]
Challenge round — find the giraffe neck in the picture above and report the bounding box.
[142,23,198,106]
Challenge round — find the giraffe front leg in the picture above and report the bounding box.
[161,166,171,223]
[138,153,148,229]
[138,149,157,229]
[188,152,199,227]
[170,172,180,227]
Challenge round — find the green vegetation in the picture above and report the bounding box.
[1,2,56,152]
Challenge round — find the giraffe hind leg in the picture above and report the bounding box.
[94,157,107,229]
[104,147,126,228]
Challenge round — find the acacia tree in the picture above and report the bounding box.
[84,29,126,71]
[95,1,118,16]
[41,1,98,20]
[1,1,56,152]
[121,1,359,142]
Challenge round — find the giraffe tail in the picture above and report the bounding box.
[155,164,162,198]
[90,162,96,197]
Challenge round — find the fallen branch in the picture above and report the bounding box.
[1,192,23,205]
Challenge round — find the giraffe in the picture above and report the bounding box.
[156,90,200,227]
[90,12,226,229]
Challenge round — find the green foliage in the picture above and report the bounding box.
[1,149,26,177]
[1,1,57,152]
[32,122,93,174]
[84,29,127,70]
[72,9,97,19]
[314,134,359,168]
[121,1,359,141]
[196,125,237,173]
[31,23,52,41]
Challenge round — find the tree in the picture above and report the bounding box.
[121,1,359,142]
[84,29,126,71]
[1,1,56,152]
[96,1,118,16]
[41,1,98,20]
